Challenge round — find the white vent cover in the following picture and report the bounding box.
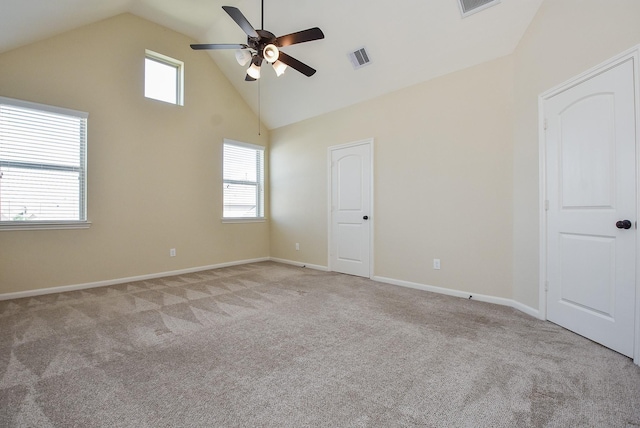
[348,47,371,70]
[458,0,501,18]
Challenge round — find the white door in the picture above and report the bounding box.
[330,142,372,277]
[545,59,636,357]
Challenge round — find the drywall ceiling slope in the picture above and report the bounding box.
[0,0,131,53]
[0,0,543,129]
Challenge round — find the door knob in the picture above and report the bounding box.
[363,216,369,220]
[616,220,632,229]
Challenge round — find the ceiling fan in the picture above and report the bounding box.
[191,1,325,81]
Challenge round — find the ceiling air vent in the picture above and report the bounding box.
[458,0,501,18]
[348,47,371,70]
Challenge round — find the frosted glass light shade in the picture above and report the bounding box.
[272,60,287,77]
[247,62,261,79]
[235,49,251,66]
[263,44,279,63]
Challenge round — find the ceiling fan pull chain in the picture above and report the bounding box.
[258,78,261,136]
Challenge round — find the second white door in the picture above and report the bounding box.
[330,141,372,277]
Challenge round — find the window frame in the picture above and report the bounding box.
[222,139,266,222]
[144,49,184,106]
[0,96,90,231]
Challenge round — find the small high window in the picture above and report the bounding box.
[145,50,184,105]
[223,140,265,219]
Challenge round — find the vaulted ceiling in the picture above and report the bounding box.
[1,0,544,129]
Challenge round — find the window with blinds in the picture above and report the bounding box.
[0,97,88,227]
[223,140,264,219]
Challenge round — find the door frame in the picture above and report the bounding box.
[538,45,640,365]
[327,138,374,278]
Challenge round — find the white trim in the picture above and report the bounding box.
[269,257,329,272]
[0,98,89,226]
[539,45,640,366]
[373,275,540,318]
[0,257,270,301]
[145,49,184,106]
[327,149,332,271]
[222,138,266,220]
[633,48,640,367]
[458,0,501,18]
[223,138,265,152]
[0,96,88,118]
[511,300,542,319]
[0,221,91,231]
[369,140,375,279]
[221,218,266,224]
[327,138,375,278]
[538,94,548,321]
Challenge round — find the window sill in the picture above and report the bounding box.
[0,221,92,231]
[222,218,267,224]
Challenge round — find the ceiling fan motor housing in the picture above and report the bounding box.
[249,30,276,59]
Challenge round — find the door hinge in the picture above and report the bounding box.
[544,200,549,211]
[544,118,548,130]
[545,280,549,292]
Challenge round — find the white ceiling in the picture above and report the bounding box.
[0,0,544,129]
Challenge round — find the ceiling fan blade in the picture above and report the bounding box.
[190,43,249,50]
[277,51,317,77]
[245,74,257,81]
[275,27,325,47]
[222,6,259,38]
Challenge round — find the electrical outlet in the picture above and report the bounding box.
[295,243,300,251]
[170,248,176,257]
[433,258,441,270]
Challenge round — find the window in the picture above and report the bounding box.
[223,140,265,219]
[0,97,88,229]
[145,50,184,105]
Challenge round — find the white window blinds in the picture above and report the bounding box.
[223,140,264,219]
[0,97,88,224]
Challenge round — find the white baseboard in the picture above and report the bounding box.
[266,264,540,318]
[510,299,542,319]
[0,257,270,301]
[269,257,329,272]
[0,257,541,321]
[372,275,540,319]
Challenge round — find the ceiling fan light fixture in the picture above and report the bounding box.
[247,59,261,79]
[191,4,324,80]
[235,49,252,66]
[263,44,279,63]
[272,60,287,77]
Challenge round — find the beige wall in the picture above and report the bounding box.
[271,56,515,299]
[0,14,269,294]
[271,0,640,307]
[4,1,640,306]
[512,0,640,309]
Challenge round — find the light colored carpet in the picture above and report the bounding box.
[1,261,639,427]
